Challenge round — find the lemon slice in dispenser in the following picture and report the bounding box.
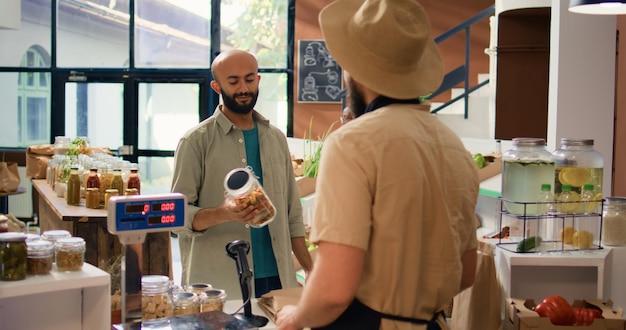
[559,168,591,187]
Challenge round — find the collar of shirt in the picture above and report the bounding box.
[214,105,270,134]
[364,95,422,114]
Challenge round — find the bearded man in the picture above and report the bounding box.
[171,49,312,299]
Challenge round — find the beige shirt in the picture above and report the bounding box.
[310,103,479,329]
[171,107,305,299]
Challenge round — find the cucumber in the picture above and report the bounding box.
[517,236,542,252]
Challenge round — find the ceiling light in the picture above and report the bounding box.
[569,0,626,14]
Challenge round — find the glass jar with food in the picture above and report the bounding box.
[54,237,85,271]
[141,275,174,320]
[173,292,200,316]
[602,197,626,246]
[552,138,603,199]
[27,239,54,275]
[42,230,71,244]
[199,289,227,312]
[224,167,276,227]
[0,232,27,281]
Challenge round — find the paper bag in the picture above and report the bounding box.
[451,241,502,330]
[25,144,54,179]
[0,162,20,192]
[257,287,303,322]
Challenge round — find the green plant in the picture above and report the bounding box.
[58,137,89,183]
[302,119,336,178]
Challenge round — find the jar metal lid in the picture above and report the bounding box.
[561,138,594,146]
[224,168,255,195]
[512,137,546,146]
[0,232,27,242]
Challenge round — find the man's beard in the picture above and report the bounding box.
[222,89,259,114]
[347,78,367,118]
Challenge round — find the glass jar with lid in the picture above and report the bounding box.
[173,292,200,316]
[42,229,71,244]
[224,167,276,227]
[199,289,227,312]
[501,138,555,216]
[54,237,85,271]
[53,136,71,155]
[552,138,604,198]
[141,275,174,320]
[187,283,213,295]
[27,239,54,275]
[127,163,141,195]
[0,232,27,281]
[602,197,626,246]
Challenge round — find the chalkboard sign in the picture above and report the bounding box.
[297,40,343,103]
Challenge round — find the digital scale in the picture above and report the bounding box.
[107,193,260,329]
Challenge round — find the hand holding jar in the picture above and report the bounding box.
[224,167,276,228]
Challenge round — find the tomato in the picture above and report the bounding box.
[573,307,603,326]
[534,295,575,326]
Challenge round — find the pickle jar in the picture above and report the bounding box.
[224,167,276,227]
[552,138,604,197]
[27,239,54,275]
[173,292,200,316]
[501,138,555,216]
[199,289,227,312]
[42,230,71,244]
[54,237,85,271]
[602,197,626,246]
[141,275,174,320]
[0,232,27,281]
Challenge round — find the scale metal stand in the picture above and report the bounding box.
[106,193,264,329]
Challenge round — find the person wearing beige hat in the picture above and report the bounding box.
[275,0,479,329]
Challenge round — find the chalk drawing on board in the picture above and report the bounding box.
[298,40,343,103]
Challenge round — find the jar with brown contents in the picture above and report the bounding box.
[224,167,277,228]
[0,232,27,281]
[199,289,227,312]
[85,187,101,209]
[173,292,200,316]
[141,275,174,320]
[55,237,85,271]
[27,240,54,275]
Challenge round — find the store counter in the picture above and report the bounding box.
[31,179,171,277]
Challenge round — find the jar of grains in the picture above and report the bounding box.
[54,237,85,271]
[141,275,174,320]
[173,292,200,316]
[27,240,54,275]
[602,197,626,246]
[0,232,27,281]
[199,289,227,312]
[224,167,276,227]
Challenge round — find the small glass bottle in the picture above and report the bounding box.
[199,289,227,312]
[579,183,598,214]
[141,275,174,320]
[224,167,276,227]
[27,239,54,275]
[0,232,27,281]
[602,197,626,246]
[86,166,101,189]
[54,237,85,271]
[557,184,580,213]
[127,163,141,195]
[537,183,555,215]
[66,166,81,206]
[501,138,555,216]
[98,163,113,205]
[173,292,200,316]
[111,168,124,196]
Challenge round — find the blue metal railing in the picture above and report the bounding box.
[429,5,495,118]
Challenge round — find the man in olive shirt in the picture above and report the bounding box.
[171,50,312,299]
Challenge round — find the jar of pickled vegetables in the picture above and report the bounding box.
[0,232,27,281]
[224,167,276,227]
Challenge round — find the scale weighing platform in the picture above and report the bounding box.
[107,193,252,329]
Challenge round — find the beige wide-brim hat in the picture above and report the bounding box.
[319,0,444,99]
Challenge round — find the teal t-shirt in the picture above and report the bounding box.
[242,123,279,279]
